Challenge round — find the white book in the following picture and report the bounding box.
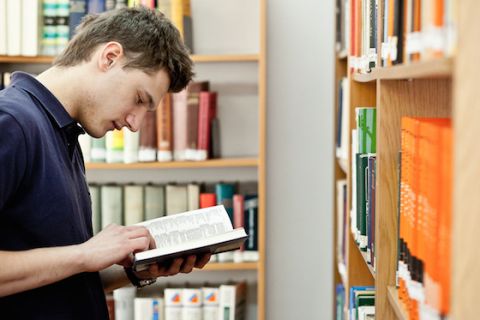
[202,287,219,320]
[0,0,7,55]
[101,184,123,228]
[218,282,247,320]
[166,184,188,215]
[182,288,202,320]
[124,184,144,226]
[88,184,101,234]
[187,183,200,211]
[6,0,22,56]
[21,0,41,56]
[164,288,183,320]
[113,287,136,320]
[133,205,248,272]
[78,133,92,163]
[123,128,140,163]
[134,297,164,320]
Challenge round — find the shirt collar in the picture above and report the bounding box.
[10,71,78,130]
[10,72,85,157]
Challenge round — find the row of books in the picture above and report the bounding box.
[335,0,457,73]
[80,82,221,163]
[0,72,11,90]
[110,281,246,320]
[397,117,452,320]
[335,77,349,171]
[351,107,377,270]
[89,181,259,262]
[335,284,375,320]
[0,0,193,57]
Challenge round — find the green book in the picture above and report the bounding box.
[356,107,377,153]
[356,154,369,251]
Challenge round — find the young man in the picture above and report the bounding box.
[0,6,210,319]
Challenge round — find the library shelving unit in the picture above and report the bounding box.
[333,0,478,319]
[0,1,266,319]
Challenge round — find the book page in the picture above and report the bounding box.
[138,205,233,248]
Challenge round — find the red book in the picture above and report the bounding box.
[197,91,217,161]
[200,193,216,208]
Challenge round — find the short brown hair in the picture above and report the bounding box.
[54,6,193,92]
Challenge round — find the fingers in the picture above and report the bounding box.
[180,255,196,274]
[128,236,150,253]
[194,253,212,269]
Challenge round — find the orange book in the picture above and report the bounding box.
[438,123,452,316]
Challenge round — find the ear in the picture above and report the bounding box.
[98,41,124,72]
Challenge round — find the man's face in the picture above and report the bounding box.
[79,63,170,138]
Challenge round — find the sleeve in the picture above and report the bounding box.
[0,111,28,212]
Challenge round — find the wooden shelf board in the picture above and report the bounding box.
[352,58,453,82]
[387,286,408,320]
[0,55,54,64]
[0,54,259,64]
[351,232,376,279]
[202,262,258,271]
[86,157,258,170]
[353,71,376,82]
[337,157,348,174]
[337,50,348,60]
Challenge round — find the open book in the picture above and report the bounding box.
[133,205,248,271]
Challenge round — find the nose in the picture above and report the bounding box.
[125,108,147,132]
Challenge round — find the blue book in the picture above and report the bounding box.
[69,0,87,39]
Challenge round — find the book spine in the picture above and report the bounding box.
[69,0,87,39]
[7,0,22,56]
[88,184,101,234]
[165,184,188,215]
[106,130,125,163]
[87,0,106,13]
[21,0,41,56]
[91,136,107,162]
[157,93,173,162]
[243,196,259,261]
[101,184,123,227]
[123,128,140,164]
[124,185,144,225]
[197,92,217,161]
[0,0,6,55]
[144,184,166,220]
[187,183,200,211]
[56,0,70,54]
[78,133,92,163]
[173,89,188,161]
[139,111,158,162]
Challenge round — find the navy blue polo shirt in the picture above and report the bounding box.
[0,72,108,319]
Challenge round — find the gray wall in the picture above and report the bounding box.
[266,0,335,319]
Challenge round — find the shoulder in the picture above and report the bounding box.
[0,86,47,137]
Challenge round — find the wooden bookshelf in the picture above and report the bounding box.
[332,1,461,319]
[386,286,407,320]
[85,158,258,170]
[0,54,259,64]
[0,2,267,320]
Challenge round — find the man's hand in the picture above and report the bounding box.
[134,253,212,280]
[78,224,153,272]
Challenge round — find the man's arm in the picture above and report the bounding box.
[0,224,151,297]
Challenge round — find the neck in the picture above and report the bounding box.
[36,65,84,121]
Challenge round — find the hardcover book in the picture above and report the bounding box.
[133,205,247,271]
